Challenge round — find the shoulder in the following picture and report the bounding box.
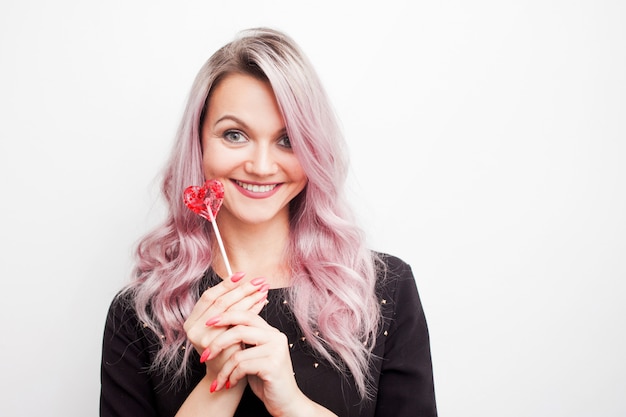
[103,291,138,347]
[105,289,136,327]
[374,252,414,280]
[103,289,155,347]
[373,252,417,296]
[102,289,162,373]
[372,251,425,321]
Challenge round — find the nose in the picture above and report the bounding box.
[245,143,278,176]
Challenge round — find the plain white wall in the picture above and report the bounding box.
[1,0,625,415]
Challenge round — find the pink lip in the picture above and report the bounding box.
[231,179,282,199]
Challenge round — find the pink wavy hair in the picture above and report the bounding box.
[123,28,381,399]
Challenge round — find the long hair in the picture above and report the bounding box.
[124,27,381,399]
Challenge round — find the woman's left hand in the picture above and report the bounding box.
[204,311,332,416]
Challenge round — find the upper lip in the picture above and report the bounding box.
[233,180,281,194]
[233,179,279,186]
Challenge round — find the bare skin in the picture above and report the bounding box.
[177,74,338,416]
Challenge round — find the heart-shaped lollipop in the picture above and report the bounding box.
[183,179,224,222]
[183,179,232,276]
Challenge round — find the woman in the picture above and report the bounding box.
[100,27,437,416]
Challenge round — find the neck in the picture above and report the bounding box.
[212,213,292,288]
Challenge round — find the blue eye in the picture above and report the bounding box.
[278,135,292,149]
[224,130,246,143]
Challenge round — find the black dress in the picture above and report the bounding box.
[100,253,437,416]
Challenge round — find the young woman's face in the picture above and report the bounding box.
[201,73,307,227]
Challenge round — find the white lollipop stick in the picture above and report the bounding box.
[207,206,232,277]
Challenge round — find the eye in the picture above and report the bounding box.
[277,135,292,149]
[223,130,247,143]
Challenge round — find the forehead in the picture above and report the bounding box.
[209,73,273,109]
[206,73,284,128]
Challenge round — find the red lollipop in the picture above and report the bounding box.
[183,179,224,222]
[183,179,232,275]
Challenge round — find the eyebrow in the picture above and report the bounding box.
[214,115,250,130]
[214,114,288,137]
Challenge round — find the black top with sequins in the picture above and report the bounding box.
[100,253,437,416]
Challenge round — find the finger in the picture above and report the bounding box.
[206,309,271,329]
[202,289,266,330]
[214,340,291,393]
[206,325,272,362]
[185,285,269,354]
[204,343,243,378]
[205,314,279,361]
[186,275,266,326]
[188,301,264,352]
[184,272,245,324]
[204,277,268,314]
[212,345,274,392]
[226,284,269,314]
[200,280,267,327]
[250,293,270,315]
[187,323,229,357]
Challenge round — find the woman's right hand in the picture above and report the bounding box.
[183,272,270,377]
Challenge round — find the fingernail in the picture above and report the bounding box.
[205,316,220,326]
[210,379,218,393]
[200,347,211,363]
[230,272,245,283]
[225,380,231,389]
[258,283,270,293]
[250,277,266,286]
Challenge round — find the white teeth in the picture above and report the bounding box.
[236,180,277,193]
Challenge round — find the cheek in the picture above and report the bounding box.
[202,143,228,178]
[284,157,307,182]
[201,154,216,178]
[294,166,308,188]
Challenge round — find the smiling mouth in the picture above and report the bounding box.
[235,180,278,193]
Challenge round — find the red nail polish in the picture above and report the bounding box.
[258,283,270,293]
[230,272,245,283]
[250,277,266,286]
[210,379,218,393]
[205,316,220,326]
[200,347,211,363]
[225,380,231,389]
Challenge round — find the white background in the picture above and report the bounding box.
[1,1,625,416]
